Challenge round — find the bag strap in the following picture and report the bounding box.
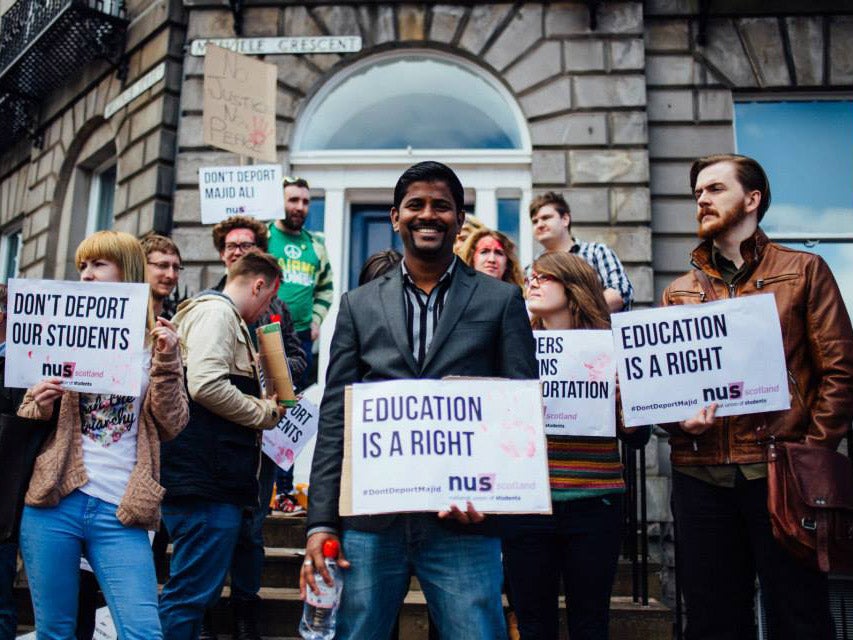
[817,511,831,572]
[693,269,719,302]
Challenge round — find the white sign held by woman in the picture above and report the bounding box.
[535,330,615,437]
[612,294,789,427]
[4,279,149,396]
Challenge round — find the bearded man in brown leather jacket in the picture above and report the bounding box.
[662,154,853,640]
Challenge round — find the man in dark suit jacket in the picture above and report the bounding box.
[300,161,538,639]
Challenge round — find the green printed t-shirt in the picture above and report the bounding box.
[268,225,319,332]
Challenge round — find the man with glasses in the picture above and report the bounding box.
[141,234,184,318]
[268,177,333,391]
[204,216,306,640]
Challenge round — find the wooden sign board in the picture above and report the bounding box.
[203,44,277,162]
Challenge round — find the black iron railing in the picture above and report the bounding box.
[0,0,127,146]
[621,432,651,608]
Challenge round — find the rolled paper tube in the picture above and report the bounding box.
[256,322,297,406]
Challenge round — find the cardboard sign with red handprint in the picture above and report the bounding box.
[203,44,277,162]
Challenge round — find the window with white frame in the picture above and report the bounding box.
[291,50,534,273]
[734,99,853,311]
[0,228,22,283]
[85,160,117,235]
[296,54,525,151]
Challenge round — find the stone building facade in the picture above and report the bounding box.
[3,1,851,361]
[0,0,185,280]
[2,0,852,609]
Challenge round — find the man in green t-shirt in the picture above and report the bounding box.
[268,176,333,391]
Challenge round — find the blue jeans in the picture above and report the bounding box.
[230,455,276,602]
[19,490,161,640]
[338,515,506,640]
[503,495,623,640]
[0,542,17,640]
[159,500,242,640]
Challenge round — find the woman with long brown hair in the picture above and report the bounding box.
[504,250,629,640]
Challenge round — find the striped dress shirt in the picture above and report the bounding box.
[400,257,457,368]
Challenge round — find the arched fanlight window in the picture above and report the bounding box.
[294,53,527,152]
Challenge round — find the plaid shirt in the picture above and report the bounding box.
[570,239,634,309]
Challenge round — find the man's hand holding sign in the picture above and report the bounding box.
[612,294,790,427]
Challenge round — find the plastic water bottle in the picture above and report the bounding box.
[299,539,343,640]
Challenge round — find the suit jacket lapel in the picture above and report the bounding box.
[379,270,419,374]
[420,264,477,373]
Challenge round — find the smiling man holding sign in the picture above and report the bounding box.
[659,155,853,639]
[302,162,538,639]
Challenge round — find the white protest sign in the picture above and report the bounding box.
[5,279,149,396]
[612,294,790,427]
[535,330,615,437]
[341,379,552,516]
[16,606,116,639]
[263,397,319,471]
[93,606,117,640]
[199,164,283,224]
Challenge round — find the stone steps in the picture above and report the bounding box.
[256,514,663,599]
[212,514,670,639]
[205,587,672,640]
[15,513,672,639]
[159,543,663,601]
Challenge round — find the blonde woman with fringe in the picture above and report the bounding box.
[17,230,188,640]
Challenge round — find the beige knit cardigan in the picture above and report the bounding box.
[17,348,189,530]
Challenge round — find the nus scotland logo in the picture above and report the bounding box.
[42,361,76,378]
[448,473,495,492]
[702,381,743,402]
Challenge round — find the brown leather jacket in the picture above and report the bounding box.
[661,229,853,466]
